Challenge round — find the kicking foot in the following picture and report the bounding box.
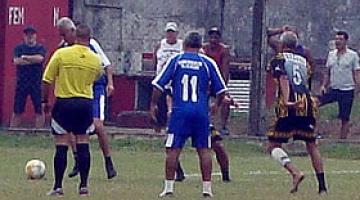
[46,188,64,197]
[290,173,305,193]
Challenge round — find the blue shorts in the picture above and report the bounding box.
[165,109,211,149]
[93,85,106,120]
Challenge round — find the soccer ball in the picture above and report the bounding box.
[25,159,46,180]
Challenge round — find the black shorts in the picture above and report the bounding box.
[155,92,169,127]
[13,82,41,114]
[51,97,94,135]
[267,116,316,143]
[319,89,354,121]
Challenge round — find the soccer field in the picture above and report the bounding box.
[0,134,359,200]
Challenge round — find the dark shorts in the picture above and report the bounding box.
[319,89,354,121]
[155,92,169,127]
[51,97,94,135]
[267,116,317,143]
[13,82,41,114]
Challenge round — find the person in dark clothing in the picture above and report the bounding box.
[11,26,46,128]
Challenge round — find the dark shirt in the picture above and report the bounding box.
[13,43,46,84]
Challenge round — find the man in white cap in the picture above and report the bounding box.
[152,22,183,133]
[152,22,184,181]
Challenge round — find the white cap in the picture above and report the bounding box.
[165,22,178,32]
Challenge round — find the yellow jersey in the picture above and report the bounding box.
[43,44,102,99]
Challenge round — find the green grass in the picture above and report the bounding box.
[1,134,360,199]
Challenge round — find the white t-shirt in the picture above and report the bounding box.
[326,48,360,90]
[156,39,183,74]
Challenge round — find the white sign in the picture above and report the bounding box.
[8,6,25,25]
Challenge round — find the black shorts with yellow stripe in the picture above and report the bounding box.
[267,116,316,143]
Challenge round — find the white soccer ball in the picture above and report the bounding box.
[25,159,46,180]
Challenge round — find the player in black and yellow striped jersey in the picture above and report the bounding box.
[267,31,327,195]
[268,52,319,142]
[43,24,102,197]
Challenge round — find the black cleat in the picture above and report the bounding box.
[175,173,185,182]
[202,192,213,198]
[68,166,79,178]
[106,167,117,180]
[222,176,231,182]
[46,188,64,197]
[79,187,90,197]
[106,162,117,179]
[222,171,231,182]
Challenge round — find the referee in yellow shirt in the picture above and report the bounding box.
[43,24,102,197]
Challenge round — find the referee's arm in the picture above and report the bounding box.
[41,51,61,103]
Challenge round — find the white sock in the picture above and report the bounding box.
[159,180,174,197]
[202,181,212,195]
[164,180,174,192]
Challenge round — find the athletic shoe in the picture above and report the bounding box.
[68,166,79,178]
[159,190,173,198]
[319,189,327,195]
[79,187,90,197]
[175,172,185,182]
[46,188,64,197]
[202,192,213,198]
[106,166,117,180]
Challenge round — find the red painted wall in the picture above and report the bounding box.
[1,0,69,126]
[109,75,136,120]
[0,0,6,123]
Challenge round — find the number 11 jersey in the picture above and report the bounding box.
[152,52,227,113]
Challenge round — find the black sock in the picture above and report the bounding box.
[73,151,78,169]
[77,143,91,188]
[221,169,229,175]
[222,169,230,179]
[176,161,184,176]
[316,172,327,192]
[54,145,68,189]
[105,156,113,166]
